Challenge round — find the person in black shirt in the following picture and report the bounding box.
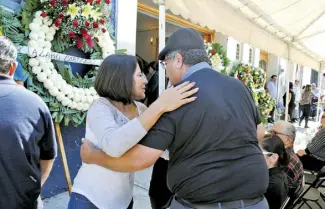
[261,135,289,209]
[81,28,269,209]
[283,82,296,122]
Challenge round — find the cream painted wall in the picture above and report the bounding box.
[136,30,158,62]
[214,32,227,49]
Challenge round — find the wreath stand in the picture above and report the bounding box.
[55,123,72,194]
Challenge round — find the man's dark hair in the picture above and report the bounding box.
[0,37,17,74]
[289,82,293,90]
[271,75,277,79]
[144,61,158,75]
[94,54,137,105]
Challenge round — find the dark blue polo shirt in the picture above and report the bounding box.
[0,75,57,208]
[139,64,268,203]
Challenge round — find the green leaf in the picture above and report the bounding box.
[64,116,71,126]
[72,115,81,124]
[50,102,61,108]
[115,49,127,55]
[55,113,64,124]
[52,112,58,119]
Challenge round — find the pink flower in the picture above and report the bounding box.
[61,0,68,6]
[54,20,61,27]
[80,29,89,39]
[41,12,47,18]
[101,28,106,33]
[72,20,79,27]
[76,38,83,49]
[86,37,94,48]
[58,13,64,19]
[93,22,98,28]
[99,19,105,25]
[50,0,57,6]
[105,0,110,4]
[84,21,90,27]
[68,32,75,38]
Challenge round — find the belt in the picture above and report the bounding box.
[176,195,264,209]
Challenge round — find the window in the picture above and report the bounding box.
[236,43,240,60]
[248,48,253,64]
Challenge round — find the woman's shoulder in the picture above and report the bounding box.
[88,97,116,116]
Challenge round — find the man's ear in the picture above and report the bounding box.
[174,53,183,68]
[8,61,17,76]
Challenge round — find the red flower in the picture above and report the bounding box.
[93,22,99,28]
[68,32,75,38]
[101,28,106,33]
[50,0,57,6]
[211,49,216,55]
[58,13,64,19]
[61,0,68,6]
[76,38,83,49]
[86,0,93,3]
[41,12,47,18]
[84,21,90,27]
[105,0,110,4]
[73,20,79,27]
[54,20,61,27]
[86,37,94,48]
[237,74,240,79]
[99,19,105,25]
[95,37,99,42]
[95,0,101,4]
[80,29,89,39]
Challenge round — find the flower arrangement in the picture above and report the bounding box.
[204,42,230,74]
[0,0,119,126]
[230,62,274,124]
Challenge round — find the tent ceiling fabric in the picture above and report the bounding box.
[147,0,324,70]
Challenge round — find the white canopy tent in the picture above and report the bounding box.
[145,0,325,70]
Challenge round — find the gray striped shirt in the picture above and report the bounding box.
[306,128,325,161]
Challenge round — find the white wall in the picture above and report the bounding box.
[302,67,312,86]
[116,0,138,55]
[253,48,260,67]
[214,32,227,49]
[226,37,238,61]
[267,54,279,79]
[136,30,158,62]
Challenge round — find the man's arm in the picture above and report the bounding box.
[81,141,163,172]
[40,159,55,186]
[81,112,176,172]
[257,123,265,142]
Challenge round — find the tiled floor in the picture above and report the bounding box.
[44,120,324,209]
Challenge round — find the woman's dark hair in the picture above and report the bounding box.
[262,135,289,167]
[94,55,137,104]
[304,84,312,92]
[289,82,293,90]
[143,61,158,75]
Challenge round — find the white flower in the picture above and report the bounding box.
[29,58,39,67]
[43,79,54,89]
[29,32,39,41]
[77,103,83,111]
[35,11,42,18]
[93,95,99,100]
[37,72,47,82]
[41,25,49,34]
[73,95,81,102]
[80,95,86,103]
[29,23,40,31]
[33,18,43,25]
[44,41,52,49]
[72,87,79,93]
[86,96,93,104]
[90,87,97,95]
[32,66,42,74]
[38,32,45,40]
[57,93,65,102]
[62,98,70,106]
[45,34,54,41]
[49,88,59,97]
[43,18,53,26]
[71,102,77,109]
[49,27,56,35]
[47,62,54,69]
[65,85,73,95]
[85,89,91,95]
[82,103,90,111]
[67,93,74,99]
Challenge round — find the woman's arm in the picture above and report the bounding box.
[88,81,198,157]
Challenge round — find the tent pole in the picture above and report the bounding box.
[284,44,291,122]
[158,0,166,95]
[316,62,323,121]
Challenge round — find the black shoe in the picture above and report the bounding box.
[304,125,309,128]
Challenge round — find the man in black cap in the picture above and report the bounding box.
[81,28,269,209]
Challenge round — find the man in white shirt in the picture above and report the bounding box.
[292,80,301,121]
[312,83,319,96]
[267,75,277,123]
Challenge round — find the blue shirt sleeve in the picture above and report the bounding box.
[13,58,27,82]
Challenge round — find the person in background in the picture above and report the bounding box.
[81,28,269,209]
[14,58,27,86]
[292,80,301,122]
[261,135,289,209]
[311,83,319,96]
[299,84,314,128]
[269,121,304,191]
[267,75,277,123]
[143,61,159,107]
[0,37,57,208]
[283,82,296,122]
[297,113,325,172]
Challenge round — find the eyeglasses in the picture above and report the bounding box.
[269,130,289,137]
[160,61,167,70]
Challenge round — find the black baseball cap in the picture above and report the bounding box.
[158,28,205,60]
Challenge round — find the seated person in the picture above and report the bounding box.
[261,135,289,209]
[269,121,304,190]
[297,113,325,172]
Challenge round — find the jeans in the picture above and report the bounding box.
[68,192,134,209]
[169,197,269,209]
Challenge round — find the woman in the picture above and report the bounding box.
[143,61,159,106]
[68,55,198,209]
[299,84,314,128]
[261,135,289,209]
[297,113,325,171]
